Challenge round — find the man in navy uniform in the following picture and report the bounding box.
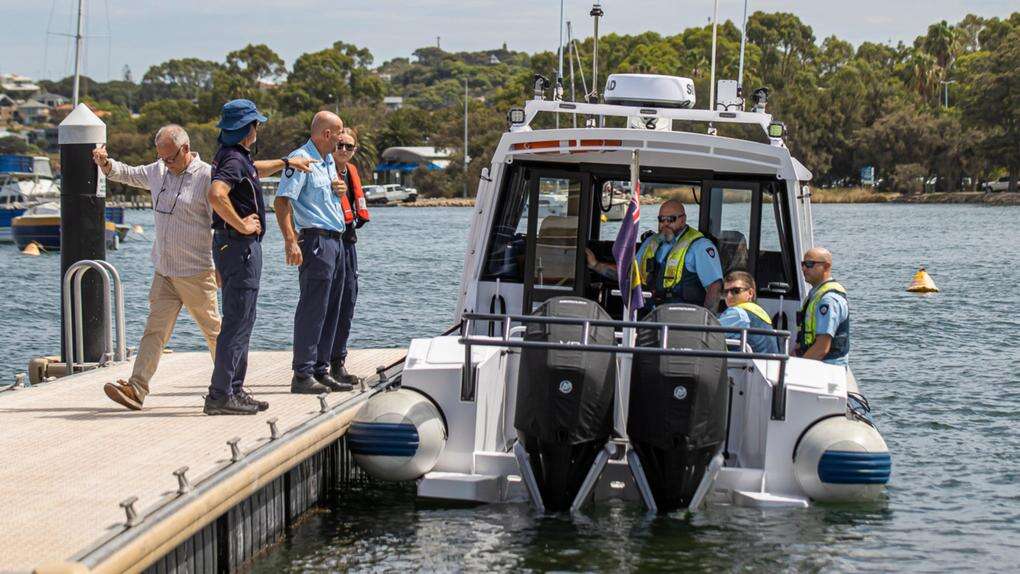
[586,200,723,311]
[205,99,316,415]
[274,111,352,394]
[796,246,850,366]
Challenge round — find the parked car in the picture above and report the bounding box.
[982,177,1013,192]
[363,184,419,205]
[363,184,389,205]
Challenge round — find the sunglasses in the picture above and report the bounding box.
[657,214,684,223]
[337,143,357,152]
[723,286,749,296]
[801,260,826,269]
[158,145,183,164]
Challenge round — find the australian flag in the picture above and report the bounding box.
[612,150,645,318]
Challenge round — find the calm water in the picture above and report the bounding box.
[1,205,1018,571]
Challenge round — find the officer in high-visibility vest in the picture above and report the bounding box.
[796,246,850,366]
[719,270,779,354]
[636,200,723,309]
[586,200,723,311]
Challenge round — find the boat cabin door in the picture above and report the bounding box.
[700,179,801,328]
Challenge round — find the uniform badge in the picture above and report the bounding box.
[706,247,716,258]
[819,304,829,315]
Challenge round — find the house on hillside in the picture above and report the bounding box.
[36,92,69,108]
[15,100,49,125]
[383,96,404,111]
[0,74,41,102]
[375,146,452,187]
[0,94,17,124]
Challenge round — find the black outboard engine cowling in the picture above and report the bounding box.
[515,297,616,512]
[628,304,729,512]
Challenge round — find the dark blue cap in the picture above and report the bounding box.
[216,99,267,131]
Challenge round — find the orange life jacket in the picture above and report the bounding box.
[339,163,371,224]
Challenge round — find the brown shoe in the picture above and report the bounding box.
[104,380,143,411]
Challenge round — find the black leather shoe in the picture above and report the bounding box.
[235,389,269,411]
[330,361,361,387]
[291,374,331,394]
[204,394,258,415]
[315,372,353,392]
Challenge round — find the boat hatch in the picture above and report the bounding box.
[479,161,801,320]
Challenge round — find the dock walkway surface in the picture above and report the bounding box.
[0,348,405,574]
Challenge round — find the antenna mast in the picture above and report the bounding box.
[588,1,603,104]
[709,0,719,111]
[72,0,85,105]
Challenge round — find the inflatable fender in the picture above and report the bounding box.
[349,388,447,482]
[794,415,891,502]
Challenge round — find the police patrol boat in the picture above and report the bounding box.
[348,73,891,513]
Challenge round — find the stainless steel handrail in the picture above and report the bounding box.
[460,311,792,420]
[62,260,127,373]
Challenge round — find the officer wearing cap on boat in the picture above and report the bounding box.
[796,246,850,366]
[204,99,316,415]
[587,200,723,311]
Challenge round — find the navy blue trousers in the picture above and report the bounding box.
[292,232,345,377]
[209,232,261,399]
[330,241,358,364]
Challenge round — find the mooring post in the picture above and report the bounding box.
[58,104,107,366]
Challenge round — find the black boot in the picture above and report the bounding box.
[291,374,331,395]
[204,394,258,415]
[235,388,269,411]
[316,372,354,392]
[330,359,361,387]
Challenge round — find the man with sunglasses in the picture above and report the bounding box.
[93,124,222,410]
[718,271,779,354]
[796,246,850,366]
[274,111,352,396]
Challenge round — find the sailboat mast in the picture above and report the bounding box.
[72,0,85,105]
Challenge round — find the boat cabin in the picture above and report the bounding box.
[459,75,816,332]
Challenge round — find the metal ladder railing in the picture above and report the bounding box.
[62,260,126,373]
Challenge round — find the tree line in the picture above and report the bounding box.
[35,11,1020,196]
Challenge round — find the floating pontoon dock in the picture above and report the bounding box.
[0,348,405,574]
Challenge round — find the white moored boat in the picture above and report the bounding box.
[348,73,890,513]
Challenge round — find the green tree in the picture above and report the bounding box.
[140,58,222,103]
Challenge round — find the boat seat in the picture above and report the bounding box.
[535,216,578,283]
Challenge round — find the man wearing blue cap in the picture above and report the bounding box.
[274,110,352,395]
[204,99,316,415]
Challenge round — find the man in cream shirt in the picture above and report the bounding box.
[93,124,220,410]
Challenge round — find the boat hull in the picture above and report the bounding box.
[12,215,118,251]
[0,207,27,242]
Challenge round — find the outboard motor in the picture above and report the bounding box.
[514,296,616,512]
[628,304,729,512]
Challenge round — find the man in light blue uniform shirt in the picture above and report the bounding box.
[274,111,353,394]
[796,246,850,366]
[586,200,722,311]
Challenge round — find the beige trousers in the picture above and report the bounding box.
[127,270,221,398]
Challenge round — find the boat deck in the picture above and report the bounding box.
[0,347,405,574]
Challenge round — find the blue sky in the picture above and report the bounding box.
[0,0,1015,82]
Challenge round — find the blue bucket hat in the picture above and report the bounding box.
[217,99,268,145]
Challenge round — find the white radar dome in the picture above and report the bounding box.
[603,73,696,109]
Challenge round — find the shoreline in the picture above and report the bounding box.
[387,189,1020,208]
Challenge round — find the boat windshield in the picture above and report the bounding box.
[481,162,799,317]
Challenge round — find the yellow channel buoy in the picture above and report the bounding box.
[21,241,42,256]
[907,266,939,293]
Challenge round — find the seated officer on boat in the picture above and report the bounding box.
[274,111,353,395]
[796,246,850,366]
[205,99,317,416]
[586,200,723,311]
[718,271,779,354]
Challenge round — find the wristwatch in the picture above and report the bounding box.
[282,157,294,177]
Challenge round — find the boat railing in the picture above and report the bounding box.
[512,99,776,139]
[460,312,792,420]
[62,260,127,373]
